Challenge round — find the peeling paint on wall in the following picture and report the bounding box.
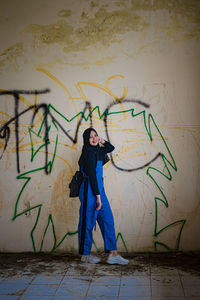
[58,9,72,18]
[0,42,24,72]
[0,0,199,72]
[24,7,148,51]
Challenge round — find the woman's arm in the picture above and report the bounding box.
[99,138,115,153]
[84,151,102,210]
[84,151,100,195]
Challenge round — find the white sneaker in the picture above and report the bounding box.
[107,254,129,265]
[81,254,101,264]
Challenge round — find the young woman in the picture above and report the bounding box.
[78,127,129,265]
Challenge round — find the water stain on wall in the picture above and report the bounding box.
[24,199,31,217]
[0,0,199,70]
[131,0,200,40]
[0,42,24,72]
[93,55,117,66]
[58,9,72,18]
[25,21,74,48]
[50,169,75,221]
[73,7,149,49]
[24,7,148,53]
[50,168,79,241]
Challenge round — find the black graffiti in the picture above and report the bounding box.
[0,90,93,174]
[0,89,50,173]
[103,99,161,172]
[48,101,93,144]
[0,90,160,174]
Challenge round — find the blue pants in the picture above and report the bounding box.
[78,161,117,255]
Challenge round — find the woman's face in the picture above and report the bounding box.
[89,130,99,146]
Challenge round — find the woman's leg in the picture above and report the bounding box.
[97,189,117,252]
[97,189,129,265]
[78,179,97,255]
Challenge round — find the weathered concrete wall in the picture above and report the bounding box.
[0,0,200,253]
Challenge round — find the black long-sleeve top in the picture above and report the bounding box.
[79,141,115,195]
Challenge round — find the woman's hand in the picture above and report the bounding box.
[98,137,105,144]
[96,195,102,210]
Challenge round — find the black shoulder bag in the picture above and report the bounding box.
[69,171,86,198]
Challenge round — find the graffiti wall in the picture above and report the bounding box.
[0,0,200,253]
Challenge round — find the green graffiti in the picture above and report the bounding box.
[92,232,128,253]
[143,113,186,250]
[116,232,128,252]
[12,102,186,252]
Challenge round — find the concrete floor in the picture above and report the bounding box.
[0,252,200,300]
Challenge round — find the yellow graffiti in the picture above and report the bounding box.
[77,75,128,101]
[0,111,13,121]
[36,68,128,119]
[36,67,82,117]
[164,124,200,132]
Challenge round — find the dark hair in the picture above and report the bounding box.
[82,127,98,146]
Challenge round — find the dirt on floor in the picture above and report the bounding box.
[0,252,200,277]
